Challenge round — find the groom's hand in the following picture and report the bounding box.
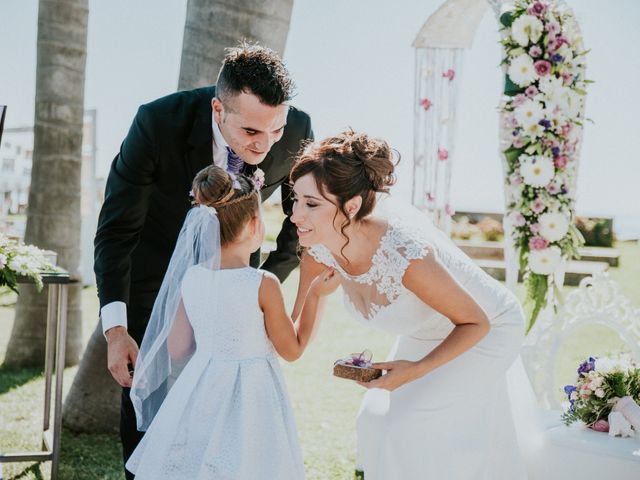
[106,326,139,387]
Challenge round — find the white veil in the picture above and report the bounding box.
[130,205,221,431]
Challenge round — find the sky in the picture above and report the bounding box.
[1,0,639,219]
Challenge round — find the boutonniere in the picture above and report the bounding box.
[252,167,266,189]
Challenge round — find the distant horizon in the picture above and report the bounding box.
[1,0,638,220]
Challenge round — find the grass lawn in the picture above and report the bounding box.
[1,232,637,479]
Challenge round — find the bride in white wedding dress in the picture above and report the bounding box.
[289,130,528,479]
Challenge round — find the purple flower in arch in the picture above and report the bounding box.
[551,53,564,64]
[538,119,551,130]
[551,146,561,157]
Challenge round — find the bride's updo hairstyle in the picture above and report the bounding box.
[290,129,397,231]
[191,165,260,245]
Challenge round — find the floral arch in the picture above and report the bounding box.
[411,0,589,330]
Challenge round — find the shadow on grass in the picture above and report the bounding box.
[4,463,45,480]
[0,365,43,396]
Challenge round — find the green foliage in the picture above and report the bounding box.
[524,273,548,333]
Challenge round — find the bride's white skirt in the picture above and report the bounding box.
[357,306,527,480]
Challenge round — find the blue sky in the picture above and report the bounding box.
[1,0,639,217]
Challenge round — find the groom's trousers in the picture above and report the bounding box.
[121,388,144,480]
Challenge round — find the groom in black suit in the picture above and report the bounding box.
[94,44,312,478]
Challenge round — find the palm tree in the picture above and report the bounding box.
[3,0,89,368]
[64,0,295,433]
[178,0,294,90]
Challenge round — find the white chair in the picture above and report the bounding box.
[519,273,640,479]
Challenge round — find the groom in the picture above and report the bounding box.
[94,44,313,478]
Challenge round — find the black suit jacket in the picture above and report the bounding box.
[94,86,312,342]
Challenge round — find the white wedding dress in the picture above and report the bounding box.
[309,210,528,479]
[126,266,305,479]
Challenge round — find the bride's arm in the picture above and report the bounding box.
[290,250,327,321]
[362,247,490,391]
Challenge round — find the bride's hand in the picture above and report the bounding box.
[357,360,421,391]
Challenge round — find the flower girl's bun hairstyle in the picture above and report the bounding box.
[191,165,260,245]
[290,129,398,222]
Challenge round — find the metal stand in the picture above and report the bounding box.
[0,272,70,479]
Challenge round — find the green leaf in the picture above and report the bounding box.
[504,74,524,96]
[500,11,514,28]
[504,146,525,163]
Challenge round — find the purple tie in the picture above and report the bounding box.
[226,146,244,175]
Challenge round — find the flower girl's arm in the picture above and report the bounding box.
[167,298,195,360]
[290,250,327,321]
[260,268,339,361]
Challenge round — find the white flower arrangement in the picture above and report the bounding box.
[0,233,60,292]
[499,0,590,330]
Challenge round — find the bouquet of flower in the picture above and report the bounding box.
[562,356,640,432]
[498,0,591,331]
[0,233,59,293]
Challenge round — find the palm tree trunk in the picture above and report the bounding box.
[63,325,121,432]
[178,0,294,90]
[64,0,295,433]
[3,0,88,368]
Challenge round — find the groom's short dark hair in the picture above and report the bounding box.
[216,43,294,106]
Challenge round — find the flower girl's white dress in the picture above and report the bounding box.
[126,266,305,479]
[309,213,527,480]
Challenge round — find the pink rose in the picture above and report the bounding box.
[534,60,552,76]
[420,98,433,110]
[529,45,543,58]
[512,94,527,107]
[545,182,561,195]
[530,198,546,214]
[510,211,526,227]
[512,136,525,148]
[529,236,549,250]
[530,222,541,233]
[525,85,539,97]
[444,203,455,216]
[527,1,548,17]
[560,123,573,137]
[546,20,561,35]
[438,148,449,161]
[442,69,455,81]
[554,155,569,169]
[590,420,609,433]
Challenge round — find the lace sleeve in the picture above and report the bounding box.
[306,244,336,268]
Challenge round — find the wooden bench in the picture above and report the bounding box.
[474,257,609,286]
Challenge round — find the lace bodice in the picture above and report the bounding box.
[309,217,519,340]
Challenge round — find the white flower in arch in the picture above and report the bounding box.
[511,14,544,46]
[520,155,554,187]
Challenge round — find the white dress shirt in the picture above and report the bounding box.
[101,115,229,335]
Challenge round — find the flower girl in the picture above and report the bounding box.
[126,165,338,479]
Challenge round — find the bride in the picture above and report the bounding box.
[289,130,527,479]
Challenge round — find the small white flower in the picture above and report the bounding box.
[528,246,562,275]
[520,155,554,187]
[0,253,6,269]
[522,122,544,139]
[595,388,606,398]
[511,14,544,46]
[508,54,538,87]
[538,211,570,242]
[515,99,545,128]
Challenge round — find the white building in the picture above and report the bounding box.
[0,110,101,285]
